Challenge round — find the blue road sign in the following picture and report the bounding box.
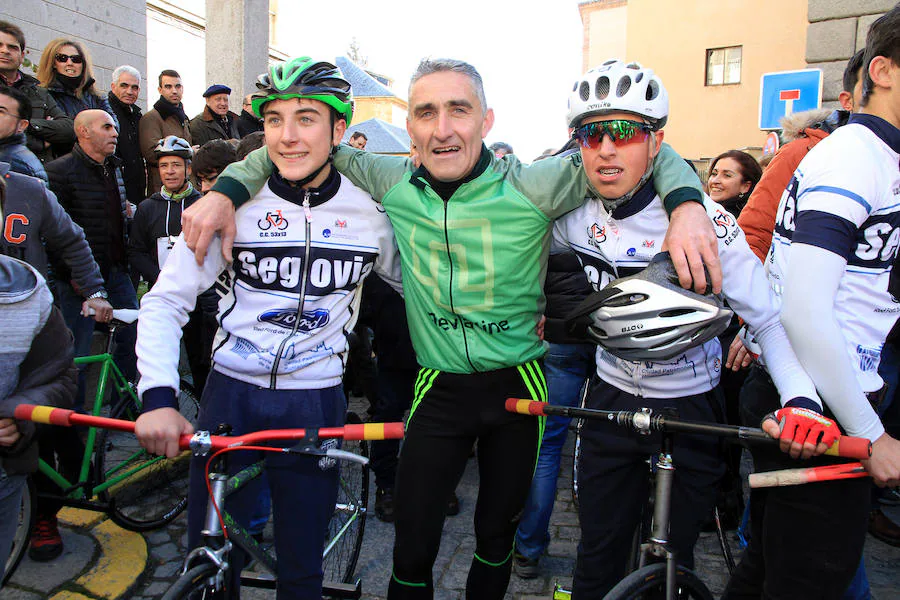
[759,69,823,130]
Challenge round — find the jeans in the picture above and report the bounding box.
[515,343,594,561]
[0,469,26,585]
[57,265,138,406]
[187,371,345,600]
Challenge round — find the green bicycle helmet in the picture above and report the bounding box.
[251,57,354,124]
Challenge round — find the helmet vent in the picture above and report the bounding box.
[605,292,647,307]
[595,76,610,100]
[646,80,659,101]
[616,75,632,97]
[659,308,695,318]
[626,62,640,70]
[635,72,644,83]
[579,81,590,101]
[572,81,579,92]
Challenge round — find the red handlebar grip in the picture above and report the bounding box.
[505,398,546,416]
[342,422,406,441]
[825,435,872,460]
[14,404,74,426]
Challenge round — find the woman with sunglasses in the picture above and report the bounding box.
[551,59,824,598]
[36,38,117,156]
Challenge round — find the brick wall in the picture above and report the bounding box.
[806,0,893,107]
[1,1,148,108]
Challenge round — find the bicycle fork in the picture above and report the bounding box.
[179,472,232,591]
[642,433,678,600]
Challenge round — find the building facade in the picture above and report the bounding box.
[578,0,891,160]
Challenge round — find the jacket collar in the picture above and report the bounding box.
[268,163,340,207]
[611,175,658,219]
[202,105,237,122]
[107,91,142,117]
[850,113,900,155]
[410,144,492,201]
[73,143,121,169]
[0,132,27,150]
[47,74,96,96]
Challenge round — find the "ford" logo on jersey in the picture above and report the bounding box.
[258,308,330,332]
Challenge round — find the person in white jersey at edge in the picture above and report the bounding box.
[552,59,825,598]
[722,7,900,600]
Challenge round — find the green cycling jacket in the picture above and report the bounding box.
[212,143,701,374]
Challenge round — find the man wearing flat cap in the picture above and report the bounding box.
[189,84,239,148]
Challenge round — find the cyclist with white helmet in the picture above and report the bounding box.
[133,57,402,599]
[553,59,828,598]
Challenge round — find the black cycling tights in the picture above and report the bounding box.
[387,362,546,600]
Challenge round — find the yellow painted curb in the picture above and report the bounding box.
[75,519,147,599]
[49,593,94,600]
[59,507,105,529]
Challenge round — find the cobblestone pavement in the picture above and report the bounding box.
[5,394,899,599]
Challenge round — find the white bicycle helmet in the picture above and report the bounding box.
[153,135,193,160]
[567,253,732,361]
[566,59,669,129]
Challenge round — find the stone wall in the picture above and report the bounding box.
[806,0,893,107]
[1,1,148,107]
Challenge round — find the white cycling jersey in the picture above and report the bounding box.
[137,170,402,408]
[768,114,900,437]
[553,180,818,403]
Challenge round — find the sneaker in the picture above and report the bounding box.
[375,487,395,523]
[29,514,63,561]
[513,552,540,579]
[445,492,460,516]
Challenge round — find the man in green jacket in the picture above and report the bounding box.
[181,57,719,599]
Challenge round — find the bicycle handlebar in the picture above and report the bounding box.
[505,398,872,460]
[13,404,404,454]
[748,462,868,488]
[85,307,140,324]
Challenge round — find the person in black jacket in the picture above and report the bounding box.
[46,110,136,379]
[35,38,118,157]
[107,66,146,207]
[0,86,47,183]
[129,136,214,394]
[0,21,75,163]
[236,94,263,138]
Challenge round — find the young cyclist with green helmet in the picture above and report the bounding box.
[179,57,715,599]
[133,57,402,599]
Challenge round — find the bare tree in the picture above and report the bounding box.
[347,37,368,67]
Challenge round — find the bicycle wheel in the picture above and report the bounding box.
[98,385,199,531]
[2,477,34,585]
[322,411,369,585]
[604,562,714,600]
[162,562,223,600]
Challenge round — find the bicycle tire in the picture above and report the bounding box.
[162,562,223,600]
[99,383,200,531]
[604,562,714,600]
[322,411,369,585]
[2,476,35,585]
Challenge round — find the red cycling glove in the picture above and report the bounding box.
[767,406,840,449]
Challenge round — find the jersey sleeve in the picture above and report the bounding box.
[332,145,412,201]
[136,234,225,410]
[710,199,821,405]
[211,146,273,207]
[791,137,880,260]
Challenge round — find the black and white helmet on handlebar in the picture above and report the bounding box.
[568,252,732,361]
